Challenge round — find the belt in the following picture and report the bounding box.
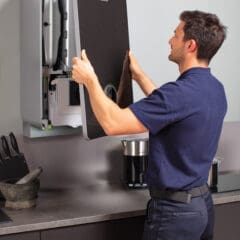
[149,184,209,204]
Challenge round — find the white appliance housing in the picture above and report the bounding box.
[20,0,82,137]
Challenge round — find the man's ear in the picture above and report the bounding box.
[186,39,198,52]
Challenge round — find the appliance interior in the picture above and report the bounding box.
[21,0,132,139]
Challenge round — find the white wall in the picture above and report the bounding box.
[0,0,239,134]
[209,0,240,121]
[127,0,240,121]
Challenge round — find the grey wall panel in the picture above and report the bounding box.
[0,0,240,192]
[20,0,42,127]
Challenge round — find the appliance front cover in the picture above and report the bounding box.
[74,0,133,139]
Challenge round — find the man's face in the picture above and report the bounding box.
[168,21,186,64]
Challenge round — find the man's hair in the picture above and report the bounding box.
[180,10,227,63]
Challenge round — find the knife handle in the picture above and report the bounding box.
[1,136,11,157]
[0,152,4,164]
[9,132,20,154]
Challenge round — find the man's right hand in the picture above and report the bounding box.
[128,51,146,82]
[128,51,157,96]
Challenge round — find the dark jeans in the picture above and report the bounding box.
[142,190,214,240]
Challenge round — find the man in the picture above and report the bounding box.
[72,10,227,240]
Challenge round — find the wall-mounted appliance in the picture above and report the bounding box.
[20,0,81,138]
[20,0,132,139]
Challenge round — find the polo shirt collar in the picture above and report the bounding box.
[177,67,211,80]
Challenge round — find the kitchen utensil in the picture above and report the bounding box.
[0,136,13,181]
[16,167,43,184]
[1,136,11,158]
[7,133,29,177]
[0,152,4,164]
[121,138,148,189]
[9,132,20,154]
[0,134,29,188]
[0,178,40,209]
[0,153,6,185]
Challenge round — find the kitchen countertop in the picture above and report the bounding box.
[1,182,240,236]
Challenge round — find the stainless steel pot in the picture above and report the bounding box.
[121,138,148,189]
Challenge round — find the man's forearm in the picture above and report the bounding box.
[136,74,157,96]
[84,77,147,136]
[128,51,157,96]
[85,79,116,131]
[72,50,148,135]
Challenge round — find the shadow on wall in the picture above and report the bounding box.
[20,134,125,189]
[102,142,123,185]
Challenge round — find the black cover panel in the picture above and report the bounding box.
[77,0,132,139]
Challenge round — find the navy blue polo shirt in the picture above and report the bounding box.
[129,67,227,190]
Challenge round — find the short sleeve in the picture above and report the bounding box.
[129,81,188,135]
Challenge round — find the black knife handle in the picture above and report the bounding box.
[9,132,20,154]
[0,152,4,164]
[1,136,11,157]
